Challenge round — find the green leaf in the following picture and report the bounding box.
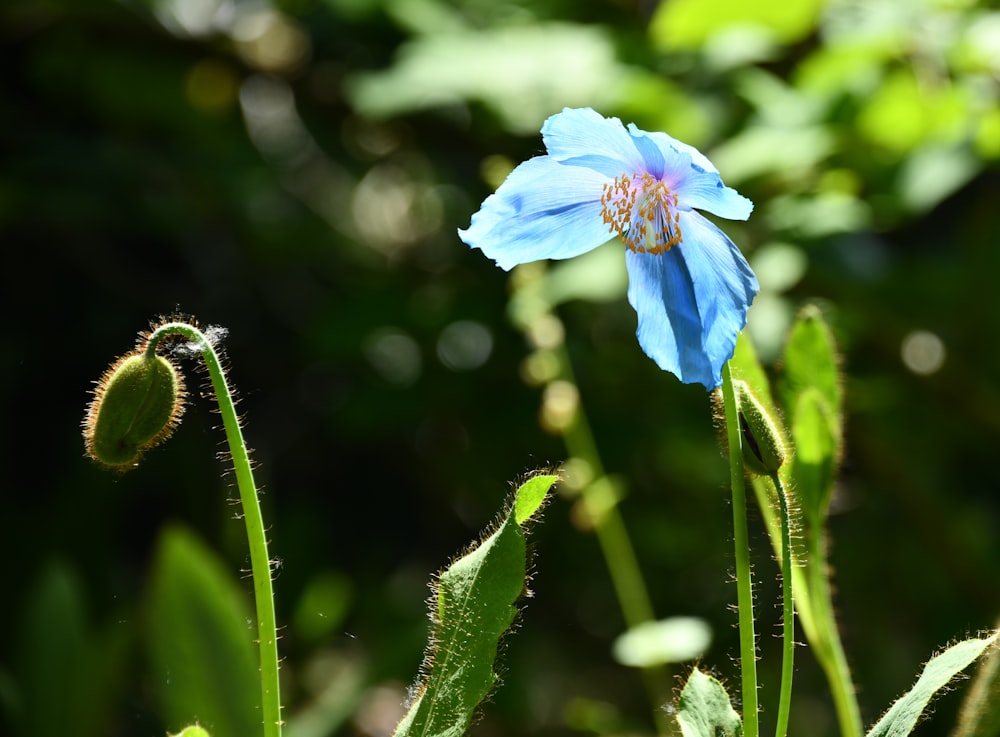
[780,305,842,424]
[172,727,212,737]
[953,622,1000,737]
[15,561,128,737]
[730,331,775,408]
[867,632,999,737]
[514,473,556,524]
[674,668,743,737]
[780,306,842,520]
[791,388,838,521]
[145,525,260,737]
[394,474,556,737]
[346,24,627,134]
[650,0,823,50]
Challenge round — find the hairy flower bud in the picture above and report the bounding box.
[84,351,185,470]
[734,380,786,475]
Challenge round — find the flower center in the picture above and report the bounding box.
[600,172,682,254]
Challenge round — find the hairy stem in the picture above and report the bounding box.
[807,526,862,737]
[772,473,794,737]
[146,323,282,737]
[721,362,758,737]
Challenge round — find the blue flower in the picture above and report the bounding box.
[459,107,758,390]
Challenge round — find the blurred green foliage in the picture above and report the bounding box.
[3,0,1000,735]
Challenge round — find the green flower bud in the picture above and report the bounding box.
[84,351,185,470]
[734,380,786,476]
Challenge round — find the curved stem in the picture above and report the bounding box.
[721,362,758,737]
[147,323,283,737]
[771,474,794,737]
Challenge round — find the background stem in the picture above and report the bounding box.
[555,343,673,735]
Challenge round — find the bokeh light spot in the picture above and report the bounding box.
[436,320,493,371]
[901,330,945,375]
[233,11,311,75]
[364,328,422,386]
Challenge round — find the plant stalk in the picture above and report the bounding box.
[721,361,759,737]
[147,323,282,737]
[772,473,794,737]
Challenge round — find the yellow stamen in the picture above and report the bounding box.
[600,171,682,254]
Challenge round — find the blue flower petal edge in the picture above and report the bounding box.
[458,107,759,390]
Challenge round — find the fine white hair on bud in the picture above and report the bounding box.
[734,380,786,476]
[83,350,186,471]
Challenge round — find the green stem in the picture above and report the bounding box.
[721,362,758,737]
[748,477,861,737]
[555,345,673,735]
[147,323,283,737]
[807,527,862,737]
[771,474,794,737]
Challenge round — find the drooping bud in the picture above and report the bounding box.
[734,380,786,476]
[84,350,185,470]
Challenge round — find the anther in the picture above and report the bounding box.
[600,172,683,255]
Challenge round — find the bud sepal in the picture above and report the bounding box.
[83,349,185,470]
[733,379,786,476]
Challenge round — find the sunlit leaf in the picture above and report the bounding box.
[781,306,841,519]
[780,306,841,428]
[394,474,556,737]
[953,621,1000,737]
[347,24,627,133]
[650,0,822,50]
[791,388,837,519]
[867,632,999,737]
[710,125,834,184]
[674,668,743,737]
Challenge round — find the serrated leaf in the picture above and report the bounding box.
[675,668,743,737]
[867,633,999,737]
[145,525,260,737]
[395,475,556,737]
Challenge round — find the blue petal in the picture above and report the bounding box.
[625,211,758,389]
[458,155,613,271]
[541,108,649,178]
[629,124,718,174]
[677,170,753,221]
[628,125,752,221]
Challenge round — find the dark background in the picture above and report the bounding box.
[4,0,1000,735]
